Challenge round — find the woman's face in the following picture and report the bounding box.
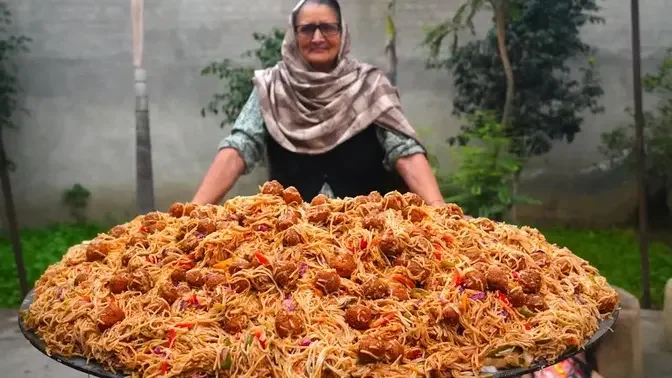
[294,3,342,72]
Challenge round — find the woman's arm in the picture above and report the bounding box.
[395,153,444,206]
[192,89,268,205]
[192,148,245,205]
[376,127,444,205]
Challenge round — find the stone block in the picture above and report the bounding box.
[664,278,672,352]
[595,286,642,378]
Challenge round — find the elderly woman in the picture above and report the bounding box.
[192,0,443,205]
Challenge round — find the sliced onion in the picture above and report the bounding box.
[299,263,308,277]
[299,337,312,346]
[470,292,486,301]
[282,297,296,312]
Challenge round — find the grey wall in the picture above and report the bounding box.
[2,0,671,228]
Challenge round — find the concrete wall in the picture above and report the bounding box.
[2,0,671,228]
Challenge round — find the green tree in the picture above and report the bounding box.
[201,29,285,127]
[437,112,537,221]
[424,0,516,128]
[427,0,604,221]
[0,2,31,297]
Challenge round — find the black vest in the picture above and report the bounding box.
[266,125,408,200]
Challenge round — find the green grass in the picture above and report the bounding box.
[543,228,672,308]
[0,224,670,308]
[0,223,105,308]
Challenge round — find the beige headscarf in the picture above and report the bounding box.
[252,1,420,154]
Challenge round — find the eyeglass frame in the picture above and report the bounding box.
[294,23,342,39]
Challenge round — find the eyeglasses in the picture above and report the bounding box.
[295,23,341,38]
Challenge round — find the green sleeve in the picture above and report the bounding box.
[376,127,427,171]
[217,88,268,174]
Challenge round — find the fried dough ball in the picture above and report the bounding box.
[204,273,227,290]
[307,205,330,224]
[383,192,405,211]
[158,281,180,304]
[526,294,546,312]
[311,194,329,206]
[486,265,509,293]
[362,212,385,230]
[98,302,124,332]
[358,337,405,363]
[229,258,252,275]
[108,225,127,237]
[508,286,526,308]
[170,268,187,283]
[519,269,542,294]
[282,187,303,205]
[441,305,460,326]
[315,270,340,294]
[463,271,486,291]
[362,278,389,300]
[74,273,88,286]
[277,210,298,231]
[407,260,430,283]
[260,180,283,196]
[330,253,357,279]
[222,314,248,335]
[283,228,303,247]
[128,269,153,293]
[85,241,110,262]
[275,311,304,338]
[345,305,372,330]
[186,269,205,287]
[109,273,130,294]
[168,202,186,217]
[378,230,403,257]
[274,261,300,289]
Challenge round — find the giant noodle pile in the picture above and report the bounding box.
[23,181,619,378]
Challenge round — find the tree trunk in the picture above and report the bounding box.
[385,0,398,86]
[135,68,155,215]
[494,1,515,128]
[0,128,28,298]
[494,1,518,223]
[630,0,650,308]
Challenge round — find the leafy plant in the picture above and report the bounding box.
[200,29,285,127]
[424,0,516,128]
[600,49,672,187]
[438,112,538,221]
[431,0,604,160]
[61,184,91,223]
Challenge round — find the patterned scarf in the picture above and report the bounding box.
[252,3,420,154]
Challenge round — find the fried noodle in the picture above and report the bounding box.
[23,181,619,378]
